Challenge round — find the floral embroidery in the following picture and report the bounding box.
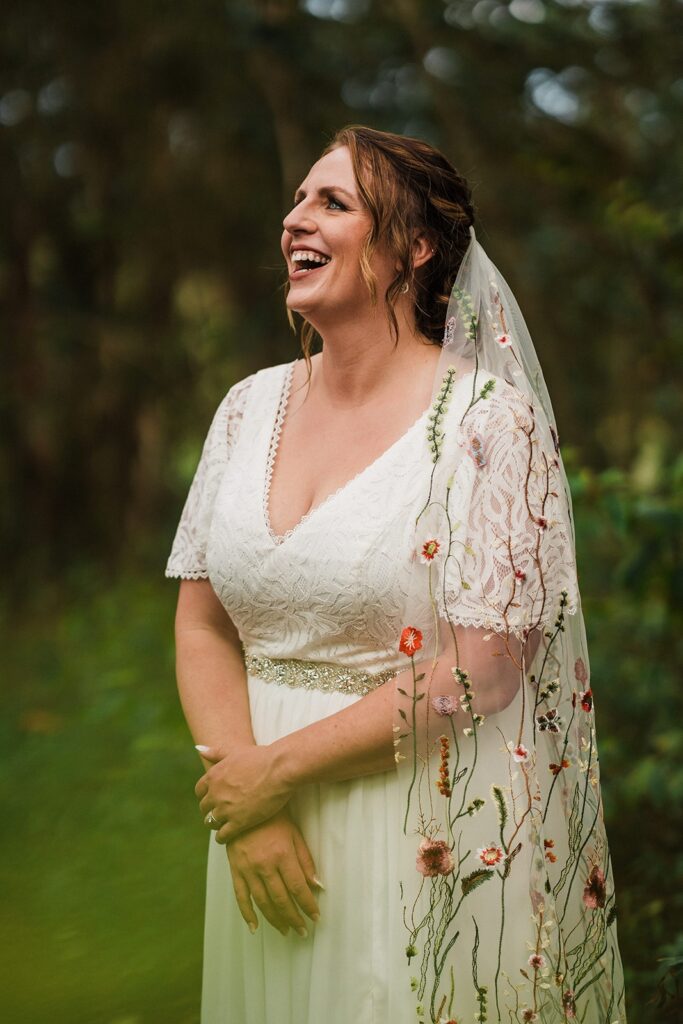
[467,432,486,468]
[399,626,423,656]
[527,952,546,970]
[544,838,557,863]
[549,758,570,775]
[443,315,456,345]
[562,990,577,1017]
[420,538,441,562]
[416,839,455,877]
[477,843,504,867]
[579,688,593,712]
[583,865,607,909]
[495,332,511,348]
[432,695,457,716]
[574,657,588,684]
[514,567,527,582]
[436,735,451,797]
[536,708,563,733]
[507,740,530,762]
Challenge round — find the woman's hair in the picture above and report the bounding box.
[290,125,475,358]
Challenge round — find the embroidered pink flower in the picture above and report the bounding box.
[514,568,527,582]
[583,865,606,909]
[562,990,577,1018]
[528,952,546,970]
[574,657,588,685]
[580,688,593,712]
[432,695,457,716]
[507,740,530,762]
[420,538,441,563]
[416,838,455,877]
[477,843,504,867]
[495,333,512,348]
[399,626,423,657]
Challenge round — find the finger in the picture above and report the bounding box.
[261,870,308,935]
[215,820,249,845]
[247,876,291,936]
[280,858,321,922]
[195,744,223,763]
[291,828,324,892]
[230,869,259,933]
[194,776,209,800]
[199,793,215,816]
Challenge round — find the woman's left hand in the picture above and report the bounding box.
[194,743,292,844]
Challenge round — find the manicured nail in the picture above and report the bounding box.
[195,745,210,753]
[311,912,320,923]
[312,875,326,890]
[296,926,308,938]
[248,922,257,934]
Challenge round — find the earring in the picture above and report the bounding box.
[400,282,409,294]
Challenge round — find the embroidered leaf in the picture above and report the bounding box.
[398,708,408,722]
[491,785,508,830]
[461,868,494,896]
[397,688,408,696]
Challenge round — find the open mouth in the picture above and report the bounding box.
[290,249,332,279]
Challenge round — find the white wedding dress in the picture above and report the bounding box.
[166,360,434,1023]
[165,359,623,1023]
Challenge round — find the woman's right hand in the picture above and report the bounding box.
[225,807,322,937]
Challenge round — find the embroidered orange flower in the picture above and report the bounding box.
[544,838,557,863]
[399,626,423,656]
[549,758,570,775]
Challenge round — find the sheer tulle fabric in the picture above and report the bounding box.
[393,234,626,1023]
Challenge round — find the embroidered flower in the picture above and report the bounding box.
[562,990,577,1018]
[536,708,563,733]
[549,758,570,775]
[432,695,457,716]
[534,515,548,531]
[574,657,588,685]
[580,688,593,712]
[399,626,423,656]
[416,838,455,877]
[443,315,456,345]
[467,432,486,469]
[477,843,504,867]
[514,568,527,582]
[522,1011,538,1022]
[436,735,452,797]
[507,740,530,762]
[583,865,606,909]
[420,538,441,563]
[528,952,546,970]
[544,838,557,863]
[495,332,512,348]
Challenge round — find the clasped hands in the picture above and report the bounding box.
[194,741,292,845]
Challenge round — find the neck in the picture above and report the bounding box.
[307,304,438,408]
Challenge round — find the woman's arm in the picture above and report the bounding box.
[174,579,256,759]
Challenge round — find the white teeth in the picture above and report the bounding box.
[291,250,331,266]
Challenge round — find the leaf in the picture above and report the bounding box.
[461,868,494,896]
[415,692,425,701]
[415,673,426,682]
[491,785,508,830]
[398,708,408,722]
[397,688,408,696]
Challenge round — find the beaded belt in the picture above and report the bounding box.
[244,652,398,697]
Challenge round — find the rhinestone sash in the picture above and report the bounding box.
[244,652,398,697]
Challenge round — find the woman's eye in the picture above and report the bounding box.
[327,196,346,211]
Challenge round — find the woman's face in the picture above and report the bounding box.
[281,145,396,325]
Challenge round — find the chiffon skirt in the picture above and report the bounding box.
[200,673,414,1024]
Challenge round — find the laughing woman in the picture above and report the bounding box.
[166,126,627,1024]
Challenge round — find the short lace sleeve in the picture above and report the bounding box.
[440,382,579,636]
[165,375,253,580]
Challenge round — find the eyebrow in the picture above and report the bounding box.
[293,184,357,204]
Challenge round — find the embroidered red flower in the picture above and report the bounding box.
[549,758,570,775]
[583,865,606,909]
[420,538,441,563]
[534,515,548,531]
[495,333,512,348]
[514,568,527,582]
[580,688,593,712]
[399,626,423,656]
[477,843,504,866]
[544,838,557,863]
[416,838,455,877]
[507,740,530,763]
[528,952,546,970]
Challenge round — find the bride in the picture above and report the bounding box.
[166,126,627,1023]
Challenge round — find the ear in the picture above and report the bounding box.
[412,233,435,271]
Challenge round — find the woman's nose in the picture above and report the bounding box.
[282,202,316,236]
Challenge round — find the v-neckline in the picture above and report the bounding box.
[263,361,429,547]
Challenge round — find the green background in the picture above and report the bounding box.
[1,1,681,1021]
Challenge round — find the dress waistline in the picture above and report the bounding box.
[243,651,398,697]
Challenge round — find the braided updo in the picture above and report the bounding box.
[295,125,475,356]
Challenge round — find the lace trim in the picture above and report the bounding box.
[244,651,399,696]
[263,361,296,545]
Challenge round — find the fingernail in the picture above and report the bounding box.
[296,926,308,938]
[195,745,210,753]
[312,875,326,890]
[311,912,320,923]
[281,927,290,936]
[248,922,257,934]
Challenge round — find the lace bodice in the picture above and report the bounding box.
[166,361,578,669]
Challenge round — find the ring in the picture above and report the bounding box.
[204,810,219,829]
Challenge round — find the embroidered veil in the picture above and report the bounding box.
[392,228,627,1023]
